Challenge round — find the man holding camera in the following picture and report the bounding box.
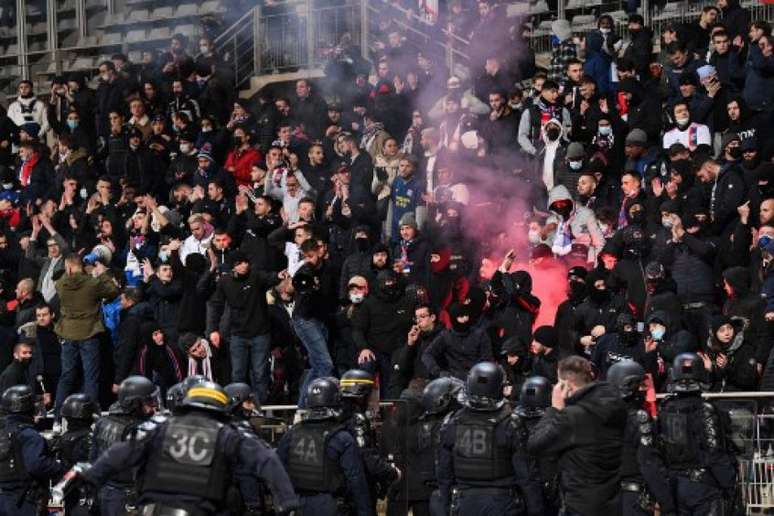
[53,253,119,422]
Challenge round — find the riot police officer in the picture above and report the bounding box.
[90,375,160,515]
[339,369,401,503]
[81,380,300,515]
[656,353,737,515]
[411,376,465,516]
[0,385,66,516]
[437,362,527,515]
[514,376,557,516]
[54,393,99,515]
[165,382,186,415]
[277,377,374,516]
[225,382,271,515]
[607,360,674,516]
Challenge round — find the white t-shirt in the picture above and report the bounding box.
[662,122,711,152]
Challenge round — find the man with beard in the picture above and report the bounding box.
[554,266,588,358]
[528,356,627,516]
[422,302,493,380]
[695,157,746,236]
[482,90,519,157]
[7,80,48,139]
[0,340,34,392]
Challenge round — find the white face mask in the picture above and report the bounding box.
[675,116,690,127]
[600,27,611,34]
[349,292,365,304]
[569,160,583,171]
[200,46,210,55]
[180,143,192,154]
[101,73,110,82]
[598,126,612,136]
[598,223,609,234]
[528,230,541,244]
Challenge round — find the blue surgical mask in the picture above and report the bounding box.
[67,119,79,130]
[158,251,169,262]
[551,35,561,47]
[598,126,612,136]
[650,327,665,340]
[759,235,773,250]
[569,160,583,171]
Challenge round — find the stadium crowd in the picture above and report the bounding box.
[0,0,773,412]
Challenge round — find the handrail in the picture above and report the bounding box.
[213,5,255,47]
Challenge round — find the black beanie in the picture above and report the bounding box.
[533,326,558,349]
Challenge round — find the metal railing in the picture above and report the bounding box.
[212,0,471,92]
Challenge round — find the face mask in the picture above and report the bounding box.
[569,280,586,299]
[200,46,210,54]
[759,235,772,250]
[80,188,88,199]
[528,230,541,244]
[553,204,573,220]
[451,317,472,333]
[66,119,79,130]
[101,73,110,82]
[598,222,609,234]
[158,251,169,262]
[349,292,365,304]
[569,160,583,171]
[546,127,560,142]
[743,157,759,169]
[728,146,742,160]
[509,102,523,111]
[551,35,561,47]
[600,27,611,34]
[675,116,690,128]
[355,237,370,252]
[620,330,637,345]
[201,126,212,133]
[130,144,139,151]
[1,183,12,190]
[180,143,192,154]
[629,211,645,225]
[598,126,612,136]
[651,326,666,340]
[662,217,673,229]
[590,287,609,303]
[233,136,243,147]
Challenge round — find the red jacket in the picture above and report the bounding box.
[224,146,262,187]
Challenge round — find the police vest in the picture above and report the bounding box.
[453,406,515,482]
[141,414,228,503]
[0,425,28,483]
[658,396,708,470]
[286,421,345,493]
[56,428,92,467]
[93,414,136,484]
[416,417,443,484]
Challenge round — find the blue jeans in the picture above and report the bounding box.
[99,484,128,516]
[292,316,333,407]
[230,333,271,403]
[54,338,100,418]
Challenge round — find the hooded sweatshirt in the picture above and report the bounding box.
[545,185,604,263]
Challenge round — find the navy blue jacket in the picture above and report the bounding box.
[1,415,65,490]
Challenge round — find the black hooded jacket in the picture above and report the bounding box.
[351,278,413,354]
[719,0,751,41]
[528,382,627,516]
[723,266,770,363]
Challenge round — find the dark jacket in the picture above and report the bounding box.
[351,289,411,355]
[144,276,183,339]
[527,382,627,516]
[658,233,717,305]
[421,327,494,380]
[115,302,151,385]
[206,268,280,338]
[719,0,750,41]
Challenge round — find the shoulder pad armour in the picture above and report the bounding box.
[637,409,654,446]
[134,418,163,441]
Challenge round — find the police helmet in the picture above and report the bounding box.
[61,393,99,421]
[165,382,186,413]
[340,369,375,399]
[118,375,160,414]
[606,360,646,400]
[182,375,209,390]
[306,377,341,410]
[225,382,259,414]
[465,362,505,411]
[671,352,704,393]
[421,377,465,415]
[1,385,34,414]
[519,376,551,409]
[181,380,229,413]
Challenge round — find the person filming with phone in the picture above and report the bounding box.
[527,356,627,516]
